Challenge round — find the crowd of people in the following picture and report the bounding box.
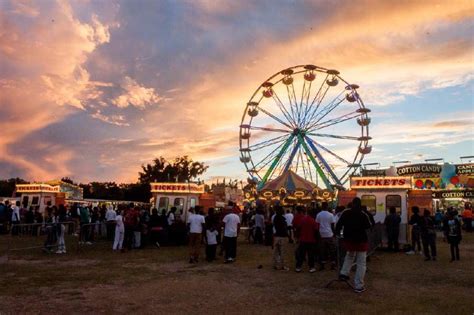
[0,198,472,293]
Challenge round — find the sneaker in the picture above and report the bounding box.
[338,274,350,281]
[281,267,289,271]
[418,251,424,256]
[309,268,316,273]
[86,242,92,245]
[354,287,366,293]
[55,250,63,254]
[155,242,160,248]
[295,268,302,273]
[62,250,66,254]
[406,250,415,255]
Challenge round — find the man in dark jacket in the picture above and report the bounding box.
[335,197,373,293]
[420,209,437,261]
[384,207,401,252]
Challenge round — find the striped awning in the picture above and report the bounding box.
[260,170,319,192]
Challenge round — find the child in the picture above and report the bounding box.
[206,226,218,262]
[113,210,124,251]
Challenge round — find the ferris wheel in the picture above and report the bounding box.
[239,65,371,192]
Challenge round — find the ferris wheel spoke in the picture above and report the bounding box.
[305,86,344,126]
[301,74,329,127]
[249,126,291,133]
[258,106,294,130]
[285,84,298,126]
[306,132,361,141]
[271,90,297,127]
[254,139,288,170]
[303,90,344,130]
[297,134,333,191]
[283,138,300,172]
[304,150,314,183]
[305,96,346,131]
[248,134,289,151]
[309,111,360,131]
[304,135,342,186]
[258,134,295,189]
[306,137,351,165]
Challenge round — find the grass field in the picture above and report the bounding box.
[0,232,473,314]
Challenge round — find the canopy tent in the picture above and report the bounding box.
[258,170,334,204]
[260,170,318,192]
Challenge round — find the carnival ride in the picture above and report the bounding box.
[239,65,372,192]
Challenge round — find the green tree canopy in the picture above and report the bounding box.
[138,156,208,184]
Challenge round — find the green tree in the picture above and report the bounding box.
[138,156,208,184]
[0,178,29,197]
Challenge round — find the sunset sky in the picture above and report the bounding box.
[1,0,473,184]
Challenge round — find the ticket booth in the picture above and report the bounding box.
[15,184,61,213]
[150,182,204,222]
[348,176,412,244]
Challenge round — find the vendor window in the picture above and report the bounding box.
[31,196,39,206]
[190,197,197,209]
[174,198,185,213]
[22,196,29,208]
[386,195,402,216]
[158,197,169,212]
[361,195,376,215]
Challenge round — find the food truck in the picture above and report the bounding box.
[340,162,474,244]
[150,182,204,222]
[15,181,84,213]
[340,176,412,244]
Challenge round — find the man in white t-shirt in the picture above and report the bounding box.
[187,207,206,263]
[315,202,336,270]
[222,206,241,263]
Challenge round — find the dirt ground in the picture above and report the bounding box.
[0,233,473,314]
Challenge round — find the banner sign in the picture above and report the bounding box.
[431,190,474,199]
[150,182,204,194]
[16,184,60,193]
[361,169,386,176]
[456,164,474,175]
[397,164,442,176]
[350,177,412,189]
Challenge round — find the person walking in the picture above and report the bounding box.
[187,207,206,263]
[316,202,337,270]
[253,208,265,244]
[105,205,117,241]
[55,205,67,254]
[336,197,374,293]
[113,210,124,251]
[420,209,437,261]
[407,206,423,255]
[11,201,21,236]
[443,209,462,262]
[294,208,319,273]
[285,209,294,243]
[222,207,240,263]
[272,206,289,271]
[384,207,401,252]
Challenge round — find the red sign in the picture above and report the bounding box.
[350,177,412,189]
[150,182,204,194]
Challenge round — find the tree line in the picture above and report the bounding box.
[0,156,207,202]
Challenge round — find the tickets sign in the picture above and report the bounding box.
[350,177,412,189]
[150,182,204,194]
[16,184,60,193]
